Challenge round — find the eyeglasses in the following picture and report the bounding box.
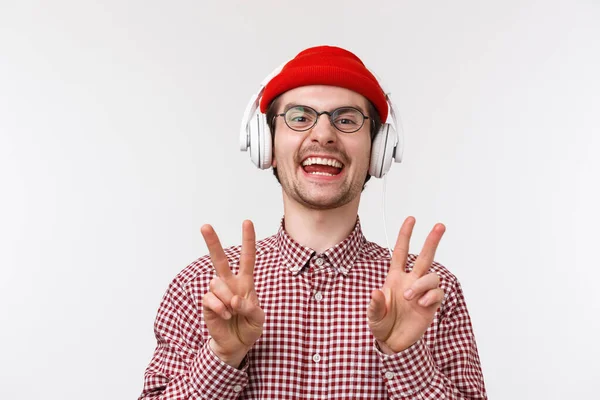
[275,105,370,133]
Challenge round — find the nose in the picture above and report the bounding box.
[308,113,337,145]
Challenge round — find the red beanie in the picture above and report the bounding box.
[259,46,389,122]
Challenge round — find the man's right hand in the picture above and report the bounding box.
[200,220,265,368]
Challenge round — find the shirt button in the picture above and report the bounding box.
[312,353,321,363]
[314,292,323,301]
[384,371,395,380]
[233,384,242,393]
[315,257,324,266]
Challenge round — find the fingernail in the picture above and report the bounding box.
[404,289,414,300]
[419,297,429,307]
[223,311,232,319]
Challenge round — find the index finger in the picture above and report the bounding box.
[239,220,256,277]
[201,224,233,279]
[390,216,416,273]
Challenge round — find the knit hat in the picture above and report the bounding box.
[259,46,388,122]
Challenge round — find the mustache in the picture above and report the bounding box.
[296,145,348,165]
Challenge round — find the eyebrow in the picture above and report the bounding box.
[282,102,368,114]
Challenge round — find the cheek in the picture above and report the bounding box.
[273,133,301,168]
[349,138,372,168]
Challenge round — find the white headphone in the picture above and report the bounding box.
[240,64,404,178]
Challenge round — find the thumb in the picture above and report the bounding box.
[367,289,387,323]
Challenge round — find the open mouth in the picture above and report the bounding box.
[301,157,344,176]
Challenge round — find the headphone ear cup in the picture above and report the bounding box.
[249,112,272,169]
[369,123,397,178]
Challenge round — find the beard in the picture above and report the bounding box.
[282,175,365,210]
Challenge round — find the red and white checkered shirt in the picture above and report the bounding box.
[140,219,487,399]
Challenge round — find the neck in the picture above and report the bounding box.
[282,192,360,253]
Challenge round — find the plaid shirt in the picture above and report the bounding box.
[140,219,486,399]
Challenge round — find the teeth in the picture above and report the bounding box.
[308,171,334,176]
[302,157,343,168]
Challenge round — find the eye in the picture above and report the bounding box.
[286,107,315,127]
[337,118,358,125]
[333,108,361,125]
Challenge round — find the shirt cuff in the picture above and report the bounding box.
[189,340,249,399]
[375,339,436,397]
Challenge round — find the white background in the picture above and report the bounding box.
[1,0,598,398]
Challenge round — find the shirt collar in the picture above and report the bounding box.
[276,216,366,276]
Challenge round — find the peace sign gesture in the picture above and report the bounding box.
[201,220,265,367]
[367,217,446,354]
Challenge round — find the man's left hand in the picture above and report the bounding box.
[367,216,446,354]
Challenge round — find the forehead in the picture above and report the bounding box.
[276,85,369,112]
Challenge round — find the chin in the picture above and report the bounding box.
[296,189,359,210]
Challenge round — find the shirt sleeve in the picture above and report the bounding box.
[138,279,250,400]
[376,276,487,399]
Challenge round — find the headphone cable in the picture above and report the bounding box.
[382,174,393,258]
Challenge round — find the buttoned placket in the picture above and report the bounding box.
[304,254,336,397]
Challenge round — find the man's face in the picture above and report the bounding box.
[272,85,372,210]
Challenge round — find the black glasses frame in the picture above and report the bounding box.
[275,105,370,133]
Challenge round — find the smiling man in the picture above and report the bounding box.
[139,46,487,399]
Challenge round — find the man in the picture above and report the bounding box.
[139,46,487,399]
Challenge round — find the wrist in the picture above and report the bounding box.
[208,339,248,369]
[376,339,415,355]
[377,340,396,355]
